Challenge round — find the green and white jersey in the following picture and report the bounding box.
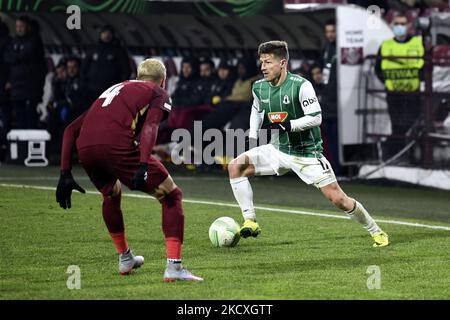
[252,72,323,157]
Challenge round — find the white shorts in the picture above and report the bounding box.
[245,144,336,188]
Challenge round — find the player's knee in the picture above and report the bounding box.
[228,157,246,178]
[329,193,347,209]
[161,187,183,207]
[169,186,182,198]
[111,180,122,198]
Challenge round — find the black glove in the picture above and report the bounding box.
[265,121,292,133]
[56,170,86,209]
[132,162,148,190]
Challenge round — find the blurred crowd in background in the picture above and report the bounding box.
[0,15,341,169]
[1,0,449,172]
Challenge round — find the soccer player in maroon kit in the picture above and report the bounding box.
[55,59,203,282]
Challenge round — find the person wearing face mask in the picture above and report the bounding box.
[375,13,424,161]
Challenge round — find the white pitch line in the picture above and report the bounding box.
[1,183,450,231]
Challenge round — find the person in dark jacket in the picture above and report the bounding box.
[81,25,131,105]
[197,57,217,105]
[310,63,326,103]
[171,57,202,107]
[47,60,68,155]
[309,63,332,162]
[65,57,85,120]
[321,18,342,176]
[0,20,11,160]
[48,57,85,156]
[193,57,258,162]
[3,16,46,129]
[204,57,258,132]
[210,60,235,106]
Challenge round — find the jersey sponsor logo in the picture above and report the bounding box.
[268,111,288,123]
[283,95,290,104]
[302,97,318,108]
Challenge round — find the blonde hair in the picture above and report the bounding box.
[137,58,166,83]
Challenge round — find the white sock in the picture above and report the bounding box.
[346,201,380,235]
[230,177,256,221]
[167,259,182,270]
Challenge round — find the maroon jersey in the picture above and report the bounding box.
[61,80,170,171]
[77,80,170,149]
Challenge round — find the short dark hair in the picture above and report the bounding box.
[311,63,322,71]
[325,18,336,27]
[16,15,31,24]
[258,41,289,60]
[66,56,80,65]
[394,11,408,21]
[100,24,114,33]
[199,57,215,69]
[56,59,66,69]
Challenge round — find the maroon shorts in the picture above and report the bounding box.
[78,145,169,196]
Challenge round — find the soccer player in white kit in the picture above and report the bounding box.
[228,41,389,247]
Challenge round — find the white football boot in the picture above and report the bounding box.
[119,249,144,275]
[163,264,203,282]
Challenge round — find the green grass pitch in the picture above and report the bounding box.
[0,165,449,299]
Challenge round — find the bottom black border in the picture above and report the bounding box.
[1,300,447,318]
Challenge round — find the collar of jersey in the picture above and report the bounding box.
[268,71,290,88]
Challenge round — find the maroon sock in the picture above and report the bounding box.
[160,187,184,244]
[102,191,125,234]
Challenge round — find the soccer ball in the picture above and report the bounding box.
[209,217,241,247]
